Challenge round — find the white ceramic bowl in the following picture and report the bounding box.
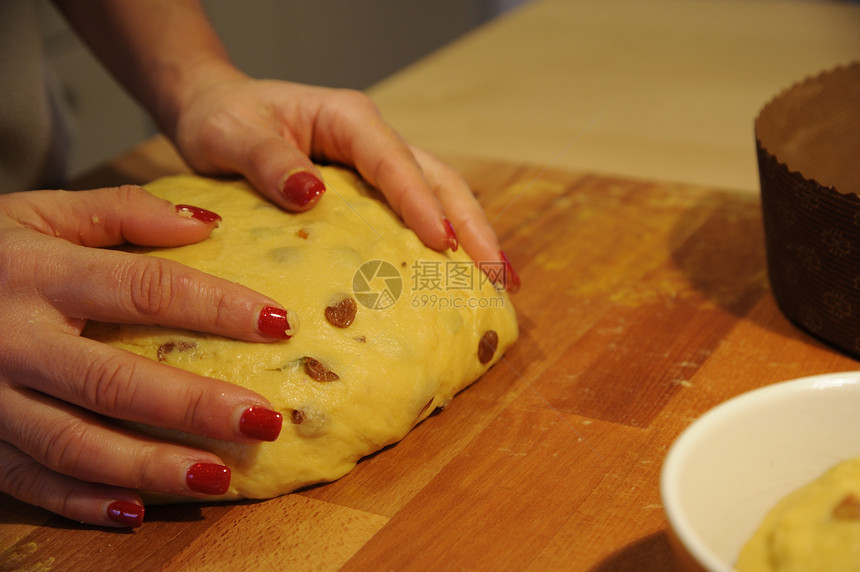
[661,371,860,571]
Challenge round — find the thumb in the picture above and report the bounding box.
[6,185,222,248]
[187,111,327,213]
[237,133,328,213]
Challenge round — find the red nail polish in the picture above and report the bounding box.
[258,306,292,339]
[499,250,521,294]
[175,204,222,225]
[282,170,326,207]
[443,218,459,252]
[239,406,283,441]
[106,500,144,527]
[186,463,231,495]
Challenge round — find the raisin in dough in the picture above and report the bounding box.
[83,166,518,501]
[736,458,860,571]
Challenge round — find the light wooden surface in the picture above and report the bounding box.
[2,141,858,570]
[368,0,860,193]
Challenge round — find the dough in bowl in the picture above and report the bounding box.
[83,166,518,501]
[736,458,860,571]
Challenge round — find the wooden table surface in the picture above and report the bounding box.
[2,138,859,571]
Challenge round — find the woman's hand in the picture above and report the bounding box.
[0,185,292,527]
[171,70,519,292]
[53,0,519,292]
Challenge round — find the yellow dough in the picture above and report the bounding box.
[83,166,518,501]
[736,458,860,572]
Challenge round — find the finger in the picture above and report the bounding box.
[409,148,499,262]
[357,144,455,254]
[0,385,233,499]
[0,441,145,528]
[241,134,328,213]
[314,91,456,253]
[186,107,328,213]
[5,185,221,248]
[411,147,521,293]
[6,331,283,444]
[22,234,295,342]
[4,185,297,342]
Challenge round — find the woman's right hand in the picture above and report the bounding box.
[0,184,292,528]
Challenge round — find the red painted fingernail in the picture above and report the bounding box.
[443,218,459,252]
[176,204,222,225]
[499,250,521,294]
[282,170,326,207]
[186,463,231,495]
[239,406,283,441]
[106,500,144,528]
[258,306,293,339]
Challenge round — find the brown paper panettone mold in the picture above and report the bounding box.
[756,62,860,356]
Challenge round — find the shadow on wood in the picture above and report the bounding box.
[589,530,680,572]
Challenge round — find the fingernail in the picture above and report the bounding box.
[186,463,231,495]
[499,250,521,293]
[239,406,283,441]
[258,306,293,339]
[443,218,459,252]
[282,170,326,207]
[106,500,144,527]
[176,204,222,225]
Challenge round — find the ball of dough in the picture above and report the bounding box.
[736,458,860,572]
[83,166,519,501]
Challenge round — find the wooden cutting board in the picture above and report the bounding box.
[2,140,857,571]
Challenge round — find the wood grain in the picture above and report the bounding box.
[2,140,857,571]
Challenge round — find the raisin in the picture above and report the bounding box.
[304,357,340,381]
[833,494,860,520]
[296,228,309,239]
[291,410,306,424]
[157,340,197,362]
[478,330,499,365]
[294,406,328,437]
[325,297,357,328]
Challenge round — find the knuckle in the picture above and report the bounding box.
[208,289,236,332]
[456,216,484,245]
[122,257,179,318]
[0,230,47,291]
[247,137,278,177]
[81,351,138,413]
[0,446,42,501]
[181,105,240,162]
[179,386,211,434]
[336,88,378,114]
[126,442,161,490]
[40,418,89,474]
[0,444,78,522]
[113,184,149,203]
[118,253,236,334]
[55,489,77,522]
